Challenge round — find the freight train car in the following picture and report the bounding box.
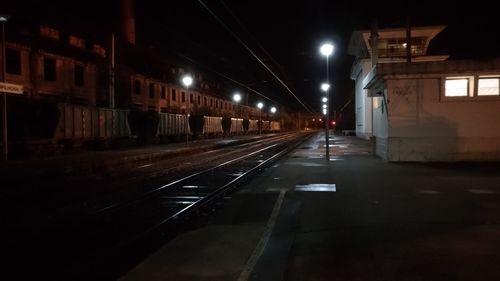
[203,116,223,137]
[54,104,130,141]
[230,118,244,135]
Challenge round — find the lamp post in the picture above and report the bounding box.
[257,102,263,135]
[233,92,241,117]
[1,15,9,161]
[181,75,192,144]
[320,43,334,159]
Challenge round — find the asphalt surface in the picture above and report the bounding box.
[120,132,500,281]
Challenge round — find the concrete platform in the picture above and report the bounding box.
[119,132,500,280]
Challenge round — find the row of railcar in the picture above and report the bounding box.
[53,104,281,144]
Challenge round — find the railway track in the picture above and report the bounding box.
[11,131,313,280]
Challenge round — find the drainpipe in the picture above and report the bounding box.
[370,19,379,68]
[406,16,411,63]
[369,19,379,139]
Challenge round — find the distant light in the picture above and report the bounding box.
[402,43,407,47]
[321,83,330,92]
[322,97,328,103]
[322,108,327,115]
[182,75,193,87]
[320,43,334,56]
[270,106,277,114]
[312,118,315,121]
[332,121,336,125]
[0,15,10,22]
[257,102,264,109]
[319,118,322,122]
[233,93,241,102]
[322,104,327,109]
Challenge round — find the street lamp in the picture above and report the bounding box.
[233,92,241,117]
[321,83,330,92]
[257,102,263,135]
[320,42,334,159]
[270,106,276,114]
[1,15,9,161]
[181,74,192,144]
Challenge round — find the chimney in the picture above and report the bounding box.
[121,0,136,45]
[370,18,379,68]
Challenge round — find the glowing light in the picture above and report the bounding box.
[320,43,334,56]
[270,106,277,114]
[321,83,330,92]
[182,75,193,87]
[257,102,264,109]
[233,93,242,102]
[322,97,328,103]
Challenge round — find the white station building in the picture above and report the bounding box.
[348,25,500,161]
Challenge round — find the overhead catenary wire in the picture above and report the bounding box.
[176,52,284,107]
[140,25,283,106]
[198,0,313,113]
[218,0,288,79]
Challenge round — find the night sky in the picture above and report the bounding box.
[4,1,500,116]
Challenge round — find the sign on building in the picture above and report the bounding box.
[0,82,23,94]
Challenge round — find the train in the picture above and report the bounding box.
[52,103,281,145]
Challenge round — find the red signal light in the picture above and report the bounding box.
[331,121,336,125]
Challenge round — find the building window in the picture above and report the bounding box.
[74,65,84,86]
[93,44,106,57]
[204,97,207,106]
[134,80,141,95]
[197,95,201,105]
[6,48,21,75]
[40,26,60,40]
[149,83,155,99]
[69,35,85,49]
[478,77,500,96]
[161,86,166,99]
[181,91,185,102]
[43,57,56,81]
[172,89,176,101]
[190,94,194,104]
[445,78,470,97]
[216,100,219,108]
[210,99,213,107]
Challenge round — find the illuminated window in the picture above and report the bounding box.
[445,78,469,97]
[478,77,499,96]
